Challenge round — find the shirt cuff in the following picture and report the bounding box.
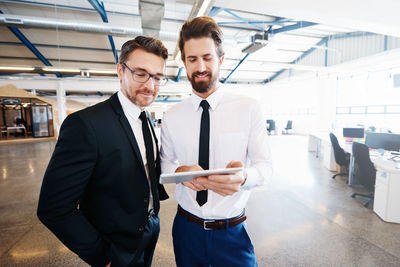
[241,167,260,190]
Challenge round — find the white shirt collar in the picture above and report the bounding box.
[190,85,224,111]
[117,90,143,121]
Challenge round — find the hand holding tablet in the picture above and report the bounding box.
[159,167,244,184]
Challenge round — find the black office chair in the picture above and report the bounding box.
[351,142,376,208]
[283,120,292,134]
[329,133,350,179]
[266,120,276,135]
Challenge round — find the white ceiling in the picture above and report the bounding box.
[0,0,395,84]
[216,0,400,38]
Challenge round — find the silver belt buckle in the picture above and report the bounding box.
[203,220,215,230]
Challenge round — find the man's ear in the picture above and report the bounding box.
[219,55,224,65]
[117,62,123,80]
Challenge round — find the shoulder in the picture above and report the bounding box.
[61,96,114,132]
[163,97,193,118]
[222,92,261,110]
[71,96,113,120]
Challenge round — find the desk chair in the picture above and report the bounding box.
[266,120,276,135]
[351,142,376,208]
[283,120,292,134]
[329,133,350,179]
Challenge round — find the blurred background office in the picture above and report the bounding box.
[1,0,400,266]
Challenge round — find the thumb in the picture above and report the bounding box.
[226,160,243,168]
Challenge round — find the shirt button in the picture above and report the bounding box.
[144,197,149,203]
[138,226,144,232]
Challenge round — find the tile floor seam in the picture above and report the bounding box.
[0,224,35,260]
[0,222,35,231]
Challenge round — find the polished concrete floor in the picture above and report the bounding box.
[1,135,400,266]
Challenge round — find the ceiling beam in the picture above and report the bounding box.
[0,10,61,77]
[1,0,262,32]
[223,53,249,83]
[222,8,265,32]
[264,31,379,83]
[269,21,317,34]
[87,0,118,63]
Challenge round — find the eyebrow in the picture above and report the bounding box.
[187,53,212,58]
[133,67,164,76]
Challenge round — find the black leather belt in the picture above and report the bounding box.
[177,205,246,230]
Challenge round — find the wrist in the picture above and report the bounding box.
[241,170,247,186]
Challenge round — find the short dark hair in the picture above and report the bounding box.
[119,36,168,65]
[178,16,224,61]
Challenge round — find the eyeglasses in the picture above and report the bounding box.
[122,63,167,86]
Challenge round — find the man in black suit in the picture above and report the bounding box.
[37,36,169,267]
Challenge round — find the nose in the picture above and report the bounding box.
[196,59,206,72]
[144,76,155,89]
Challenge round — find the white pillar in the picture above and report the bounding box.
[31,89,36,95]
[56,80,67,131]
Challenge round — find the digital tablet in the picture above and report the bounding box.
[159,167,244,184]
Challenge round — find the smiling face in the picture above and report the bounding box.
[183,37,224,98]
[117,48,165,109]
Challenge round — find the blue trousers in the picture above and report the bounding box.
[172,210,257,267]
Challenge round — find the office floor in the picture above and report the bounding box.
[1,135,400,266]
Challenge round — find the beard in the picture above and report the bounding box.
[124,86,157,107]
[189,70,219,94]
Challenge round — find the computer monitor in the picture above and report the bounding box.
[365,132,400,151]
[343,128,365,138]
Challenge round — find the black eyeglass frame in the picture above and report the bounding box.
[122,63,168,86]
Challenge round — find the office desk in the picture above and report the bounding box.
[308,132,337,171]
[373,158,400,223]
[6,126,27,138]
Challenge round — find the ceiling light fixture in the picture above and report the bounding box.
[89,70,117,74]
[0,66,35,71]
[242,32,269,54]
[42,67,80,73]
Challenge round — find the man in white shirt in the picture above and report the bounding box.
[160,16,272,266]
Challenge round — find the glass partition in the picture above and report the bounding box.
[31,104,50,137]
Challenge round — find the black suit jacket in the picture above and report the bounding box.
[37,93,168,266]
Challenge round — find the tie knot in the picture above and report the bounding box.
[139,111,147,121]
[200,100,210,110]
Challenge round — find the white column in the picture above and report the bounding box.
[31,89,36,95]
[56,80,67,131]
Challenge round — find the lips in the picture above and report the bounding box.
[138,90,155,98]
[194,72,210,81]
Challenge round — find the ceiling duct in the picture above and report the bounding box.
[242,32,268,53]
[139,0,164,38]
[0,13,178,41]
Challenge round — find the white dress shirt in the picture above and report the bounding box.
[160,87,273,219]
[118,91,156,210]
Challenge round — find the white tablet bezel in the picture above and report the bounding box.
[159,167,244,184]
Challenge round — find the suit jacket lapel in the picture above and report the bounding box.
[109,93,145,170]
[110,93,169,201]
[147,113,169,200]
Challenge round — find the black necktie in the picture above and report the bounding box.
[139,111,159,213]
[197,100,210,206]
